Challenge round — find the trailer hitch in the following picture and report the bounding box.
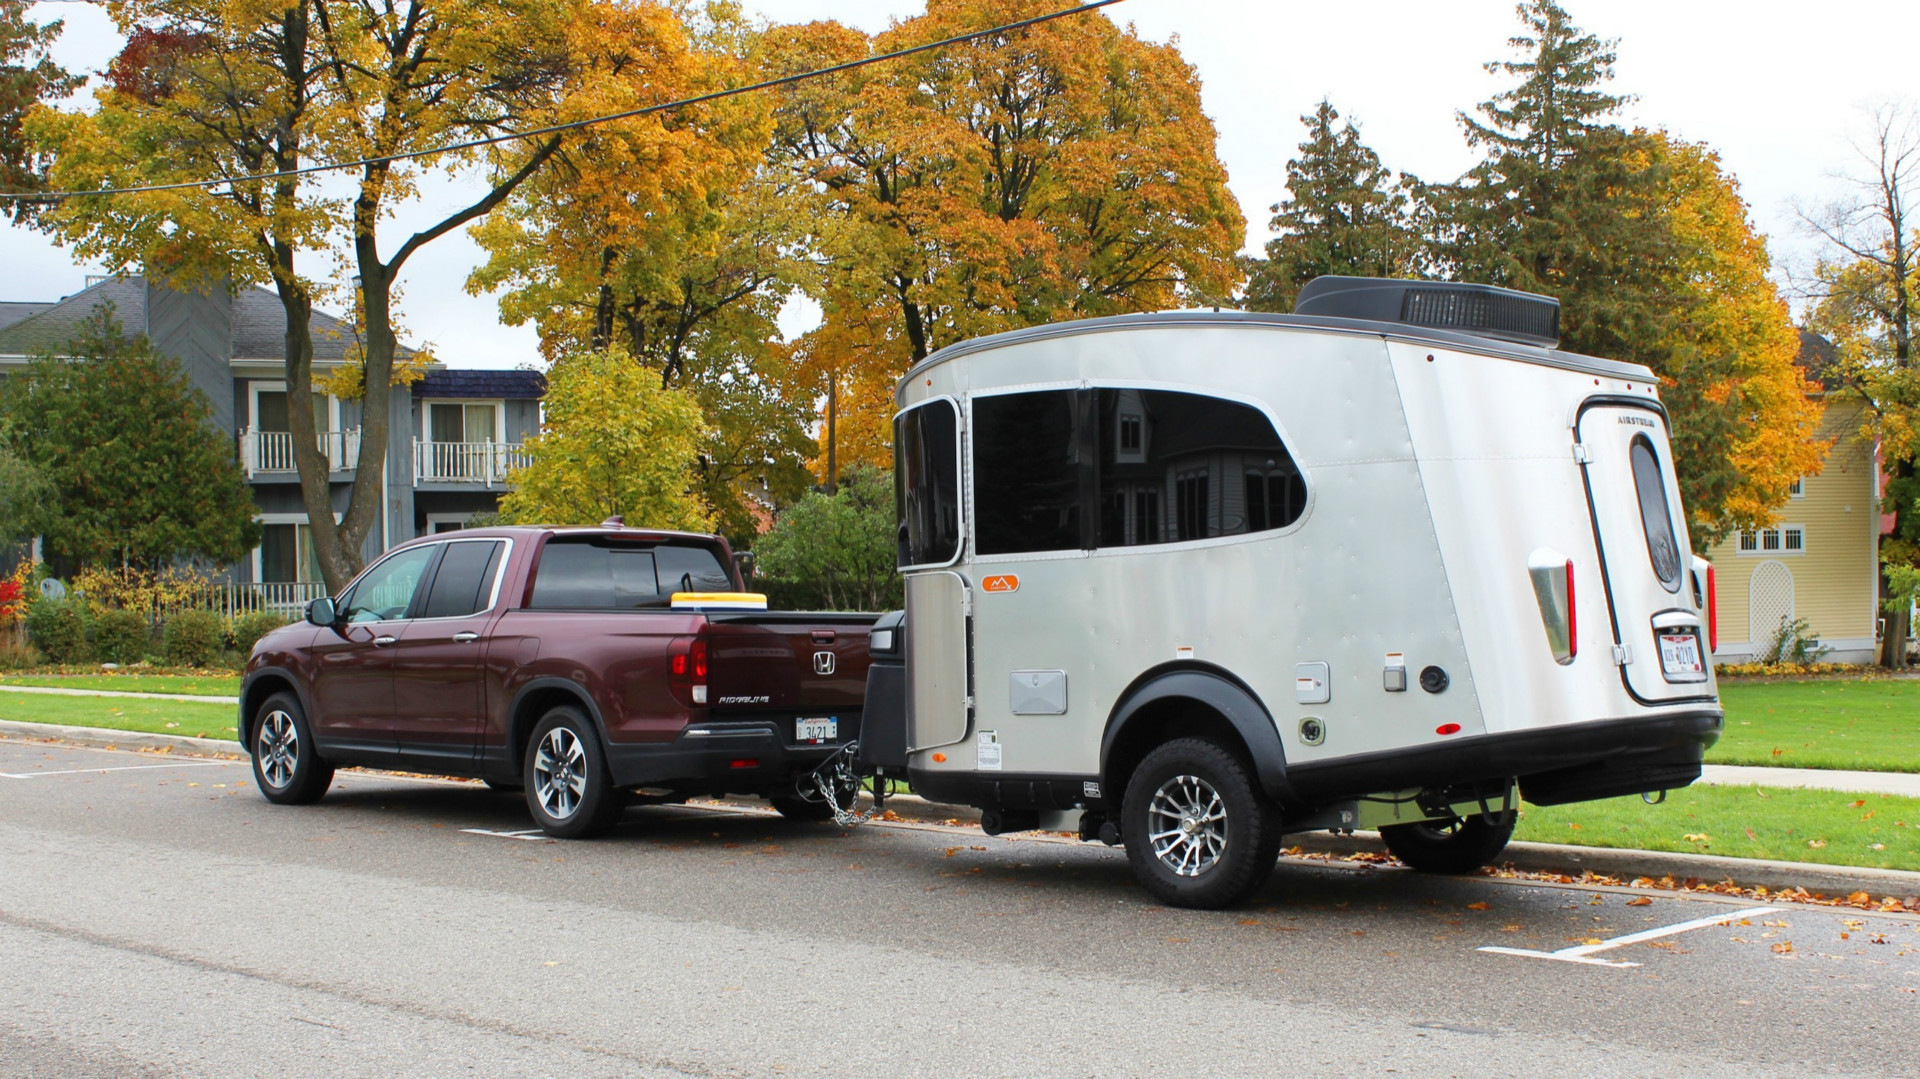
[809,742,886,828]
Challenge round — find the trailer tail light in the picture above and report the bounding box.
[669,635,709,706]
[1527,548,1576,665]
[1705,562,1718,654]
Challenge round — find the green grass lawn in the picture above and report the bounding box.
[1516,784,1920,873]
[0,672,241,696]
[0,692,238,740]
[1712,679,1920,773]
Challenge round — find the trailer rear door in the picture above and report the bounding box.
[1574,399,1714,704]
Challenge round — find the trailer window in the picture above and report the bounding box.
[974,390,1085,555]
[1629,436,1684,592]
[1095,389,1304,546]
[896,399,961,566]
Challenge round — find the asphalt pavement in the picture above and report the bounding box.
[1,736,1916,1078]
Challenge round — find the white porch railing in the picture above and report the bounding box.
[195,581,330,620]
[239,427,362,476]
[413,440,529,484]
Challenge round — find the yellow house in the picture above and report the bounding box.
[1706,393,1881,665]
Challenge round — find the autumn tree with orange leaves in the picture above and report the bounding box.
[763,0,1245,476]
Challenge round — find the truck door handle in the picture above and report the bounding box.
[373,636,397,647]
[453,632,480,643]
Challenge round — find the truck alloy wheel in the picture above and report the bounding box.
[1121,738,1282,909]
[250,691,334,805]
[523,706,621,838]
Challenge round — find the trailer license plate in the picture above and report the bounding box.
[796,717,837,742]
[1659,632,1704,678]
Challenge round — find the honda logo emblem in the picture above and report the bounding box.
[812,650,836,675]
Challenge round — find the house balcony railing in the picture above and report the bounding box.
[413,439,529,485]
[207,580,330,619]
[239,427,362,477]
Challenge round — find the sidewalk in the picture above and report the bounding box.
[0,685,239,704]
[1698,763,1920,798]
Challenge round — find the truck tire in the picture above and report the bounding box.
[523,706,622,838]
[1121,738,1283,909]
[1379,812,1516,874]
[251,691,334,805]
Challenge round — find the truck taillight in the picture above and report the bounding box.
[669,636,708,706]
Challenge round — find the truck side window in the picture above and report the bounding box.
[973,390,1084,555]
[338,545,437,623]
[419,540,505,619]
[1629,436,1684,592]
[896,400,961,566]
[1096,389,1304,546]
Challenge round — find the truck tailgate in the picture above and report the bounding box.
[703,613,876,716]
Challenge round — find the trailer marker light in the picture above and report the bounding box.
[1706,562,1718,654]
[730,759,759,769]
[932,752,947,763]
[1436,723,1462,736]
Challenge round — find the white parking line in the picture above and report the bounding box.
[1478,905,1781,968]
[0,760,234,779]
[459,827,551,841]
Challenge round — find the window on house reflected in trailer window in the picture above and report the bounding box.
[968,386,1307,556]
[972,390,1084,555]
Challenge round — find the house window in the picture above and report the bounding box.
[426,401,502,444]
[1737,525,1805,555]
[1175,470,1210,541]
[1788,477,1805,499]
[252,383,337,435]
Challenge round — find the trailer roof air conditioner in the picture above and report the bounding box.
[1294,276,1560,349]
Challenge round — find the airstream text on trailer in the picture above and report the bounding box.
[856,276,1722,909]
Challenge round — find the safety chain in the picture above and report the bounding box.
[812,741,884,828]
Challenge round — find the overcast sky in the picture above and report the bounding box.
[5,0,1916,368]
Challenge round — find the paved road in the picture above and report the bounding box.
[2,738,1915,1078]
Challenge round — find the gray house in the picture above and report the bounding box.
[0,275,544,609]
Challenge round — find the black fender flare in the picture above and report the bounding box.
[505,677,612,767]
[238,666,315,753]
[1099,666,1292,804]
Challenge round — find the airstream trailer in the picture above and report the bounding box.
[855,277,1722,909]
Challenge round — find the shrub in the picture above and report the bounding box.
[0,640,43,670]
[93,607,152,664]
[25,596,88,663]
[230,610,291,655]
[162,608,225,668]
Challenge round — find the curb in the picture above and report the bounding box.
[869,792,1920,898]
[3,721,1914,899]
[0,719,245,759]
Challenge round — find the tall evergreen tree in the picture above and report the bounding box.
[1244,99,1417,312]
[1439,1,1821,549]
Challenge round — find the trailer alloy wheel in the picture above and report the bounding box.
[1121,738,1282,909]
[1379,811,1517,874]
[524,706,621,838]
[250,691,334,805]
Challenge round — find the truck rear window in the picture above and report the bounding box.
[528,538,733,609]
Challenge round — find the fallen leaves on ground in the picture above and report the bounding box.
[1626,897,1653,906]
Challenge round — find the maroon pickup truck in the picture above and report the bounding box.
[239,525,875,836]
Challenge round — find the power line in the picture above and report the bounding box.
[1,0,1127,201]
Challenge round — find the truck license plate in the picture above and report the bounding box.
[796,717,837,742]
[1658,632,1704,678]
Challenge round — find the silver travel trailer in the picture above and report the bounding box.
[853,277,1723,909]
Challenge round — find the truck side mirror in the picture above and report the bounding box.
[305,597,337,627]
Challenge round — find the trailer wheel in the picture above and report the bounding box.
[1121,738,1282,909]
[1379,812,1516,874]
[523,706,622,838]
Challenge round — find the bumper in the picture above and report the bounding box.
[603,714,862,793]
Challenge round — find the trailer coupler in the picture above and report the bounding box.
[810,742,887,828]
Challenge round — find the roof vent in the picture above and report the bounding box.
[1293,276,1559,348]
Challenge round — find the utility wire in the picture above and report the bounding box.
[1,0,1127,201]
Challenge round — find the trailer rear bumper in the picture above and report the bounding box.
[1286,708,1722,807]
